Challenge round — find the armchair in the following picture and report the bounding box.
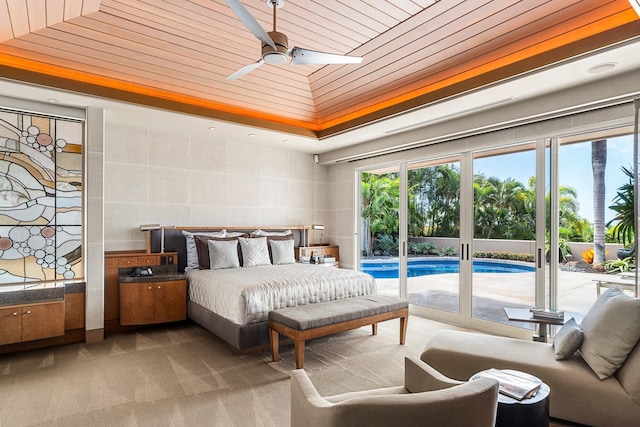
[290,356,499,427]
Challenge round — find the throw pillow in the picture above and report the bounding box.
[270,238,296,265]
[194,235,240,269]
[238,236,271,267]
[252,229,292,237]
[553,317,583,360]
[578,286,640,379]
[208,239,240,270]
[182,230,225,270]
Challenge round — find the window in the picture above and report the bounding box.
[0,109,84,285]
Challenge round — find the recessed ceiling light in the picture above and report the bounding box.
[248,133,256,137]
[208,126,216,131]
[587,62,617,74]
[46,98,60,103]
[282,139,290,143]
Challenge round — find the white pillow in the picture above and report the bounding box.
[252,229,292,237]
[270,238,296,265]
[183,230,225,270]
[208,239,240,270]
[579,286,640,379]
[238,237,271,267]
[226,231,247,238]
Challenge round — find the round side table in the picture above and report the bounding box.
[472,369,550,427]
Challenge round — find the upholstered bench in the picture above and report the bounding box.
[268,294,409,368]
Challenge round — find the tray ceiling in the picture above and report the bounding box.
[0,0,638,139]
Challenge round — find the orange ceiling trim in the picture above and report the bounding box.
[0,52,322,132]
[317,8,640,131]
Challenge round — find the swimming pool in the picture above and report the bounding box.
[361,258,535,279]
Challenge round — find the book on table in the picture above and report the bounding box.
[529,307,564,320]
[470,369,542,400]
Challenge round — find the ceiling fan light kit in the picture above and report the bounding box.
[225,0,363,80]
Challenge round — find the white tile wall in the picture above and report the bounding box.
[103,123,319,251]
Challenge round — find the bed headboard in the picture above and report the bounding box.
[149,226,306,272]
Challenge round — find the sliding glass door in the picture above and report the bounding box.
[406,157,461,315]
[359,167,402,298]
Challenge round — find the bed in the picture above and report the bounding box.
[149,226,377,352]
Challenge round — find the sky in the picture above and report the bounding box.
[473,135,634,223]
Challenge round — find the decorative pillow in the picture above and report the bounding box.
[194,235,240,269]
[238,236,271,267]
[182,230,225,270]
[252,229,292,237]
[553,317,583,360]
[226,231,247,238]
[208,239,240,270]
[578,286,640,379]
[270,238,296,265]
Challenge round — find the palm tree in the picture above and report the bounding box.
[592,140,607,265]
[607,165,635,249]
[361,173,399,257]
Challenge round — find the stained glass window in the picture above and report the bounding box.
[0,110,83,285]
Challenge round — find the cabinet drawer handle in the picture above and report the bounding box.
[12,312,18,316]
[157,286,161,289]
[148,286,153,290]
[26,310,32,315]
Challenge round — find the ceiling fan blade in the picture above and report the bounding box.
[224,0,276,49]
[227,59,264,80]
[290,47,363,65]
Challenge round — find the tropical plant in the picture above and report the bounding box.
[582,248,594,264]
[361,172,399,256]
[374,234,399,256]
[441,246,457,256]
[603,256,635,274]
[607,165,635,249]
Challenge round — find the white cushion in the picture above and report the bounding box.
[553,317,583,360]
[208,239,240,270]
[183,230,225,270]
[239,237,271,267]
[579,286,640,379]
[270,238,296,265]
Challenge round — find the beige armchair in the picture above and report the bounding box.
[290,356,499,427]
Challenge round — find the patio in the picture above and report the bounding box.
[375,267,637,331]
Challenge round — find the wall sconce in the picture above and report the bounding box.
[311,224,325,245]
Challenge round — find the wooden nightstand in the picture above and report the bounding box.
[119,273,186,326]
[296,245,340,267]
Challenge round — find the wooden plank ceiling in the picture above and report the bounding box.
[0,0,638,138]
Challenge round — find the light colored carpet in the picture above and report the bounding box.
[0,316,580,426]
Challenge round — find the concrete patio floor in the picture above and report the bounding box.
[375,267,637,329]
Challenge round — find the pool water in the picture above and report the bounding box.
[361,258,535,279]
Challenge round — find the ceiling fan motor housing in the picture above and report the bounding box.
[262,31,289,64]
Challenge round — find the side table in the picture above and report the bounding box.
[503,307,584,342]
[472,369,550,427]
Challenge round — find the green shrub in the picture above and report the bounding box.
[473,251,535,263]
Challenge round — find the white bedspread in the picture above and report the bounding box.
[186,264,377,325]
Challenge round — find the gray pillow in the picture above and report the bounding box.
[238,237,271,267]
[270,239,296,265]
[183,230,226,270]
[579,286,640,379]
[553,317,583,360]
[208,239,240,270]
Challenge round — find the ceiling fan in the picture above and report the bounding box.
[225,0,363,80]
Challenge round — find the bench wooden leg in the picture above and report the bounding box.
[399,315,408,345]
[294,340,305,369]
[269,327,279,362]
[372,323,378,335]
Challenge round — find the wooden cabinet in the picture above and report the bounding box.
[104,251,178,330]
[120,279,186,326]
[0,301,65,345]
